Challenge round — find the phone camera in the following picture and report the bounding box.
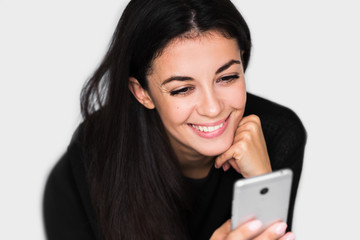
[260,187,269,195]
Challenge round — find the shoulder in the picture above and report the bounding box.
[245,92,306,141]
[43,123,100,240]
[245,92,304,127]
[245,92,307,169]
[46,124,85,188]
[43,125,84,206]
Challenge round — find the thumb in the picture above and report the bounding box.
[210,219,232,240]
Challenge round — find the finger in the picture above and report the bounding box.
[255,222,288,240]
[215,152,231,169]
[228,158,241,173]
[235,117,262,139]
[238,114,261,127]
[222,162,231,171]
[227,219,263,240]
[235,122,262,141]
[215,144,242,169]
[279,232,295,240]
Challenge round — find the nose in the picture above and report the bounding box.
[196,88,222,118]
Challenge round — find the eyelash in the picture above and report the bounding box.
[170,86,194,96]
[169,74,240,96]
[216,74,240,83]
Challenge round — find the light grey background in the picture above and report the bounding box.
[1,0,359,239]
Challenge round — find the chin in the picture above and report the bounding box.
[196,140,233,157]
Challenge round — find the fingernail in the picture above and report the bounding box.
[248,220,263,232]
[222,164,230,171]
[284,232,295,240]
[275,222,287,235]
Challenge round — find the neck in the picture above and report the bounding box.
[166,129,216,179]
[180,155,214,179]
[171,142,215,179]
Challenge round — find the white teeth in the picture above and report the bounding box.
[191,123,224,132]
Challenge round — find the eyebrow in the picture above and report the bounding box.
[161,59,241,86]
[215,60,241,74]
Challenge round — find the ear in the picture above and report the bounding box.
[128,77,155,109]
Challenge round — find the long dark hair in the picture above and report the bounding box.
[80,0,251,239]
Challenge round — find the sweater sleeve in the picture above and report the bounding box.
[266,111,307,231]
[43,129,100,240]
[244,93,307,231]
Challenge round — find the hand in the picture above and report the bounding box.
[210,219,295,240]
[215,115,272,178]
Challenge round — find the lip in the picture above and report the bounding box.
[188,113,231,139]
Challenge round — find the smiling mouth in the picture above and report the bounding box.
[190,123,224,132]
[188,113,231,133]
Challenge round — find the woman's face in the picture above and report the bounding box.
[145,31,246,157]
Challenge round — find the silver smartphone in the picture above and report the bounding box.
[231,169,293,230]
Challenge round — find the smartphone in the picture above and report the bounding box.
[231,169,293,230]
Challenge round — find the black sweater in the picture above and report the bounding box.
[43,93,307,240]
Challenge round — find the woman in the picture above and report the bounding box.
[43,0,306,239]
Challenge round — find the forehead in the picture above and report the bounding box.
[149,31,241,78]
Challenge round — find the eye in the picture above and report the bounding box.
[170,86,195,96]
[216,74,240,84]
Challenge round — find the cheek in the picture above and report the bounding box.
[156,99,195,126]
[233,91,246,109]
[222,84,246,109]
